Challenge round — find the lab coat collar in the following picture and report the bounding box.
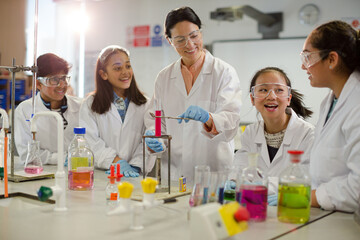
[253,109,298,167]
[169,49,213,79]
[282,109,298,145]
[322,70,360,127]
[170,50,214,98]
[109,100,136,126]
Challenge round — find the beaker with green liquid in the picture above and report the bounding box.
[277,150,311,224]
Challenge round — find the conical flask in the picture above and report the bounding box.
[278,150,311,223]
[240,152,268,221]
[24,140,43,174]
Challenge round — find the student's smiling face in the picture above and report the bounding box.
[100,51,133,98]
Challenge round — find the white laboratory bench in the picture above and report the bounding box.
[0,166,359,240]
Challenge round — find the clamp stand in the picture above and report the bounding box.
[142,135,172,194]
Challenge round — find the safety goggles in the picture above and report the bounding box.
[170,29,202,48]
[300,50,329,68]
[251,83,291,99]
[37,75,71,87]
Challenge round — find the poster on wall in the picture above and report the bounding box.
[126,24,170,48]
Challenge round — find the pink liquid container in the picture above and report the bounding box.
[24,140,43,174]
[155,99,162,137]
[155,110,161,137]
[240,153,268,221]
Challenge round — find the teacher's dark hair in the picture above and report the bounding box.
[165,6,202,38]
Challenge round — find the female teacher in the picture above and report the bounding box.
[144,6,242,183]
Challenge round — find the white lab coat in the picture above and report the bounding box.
[234,109,314,195]
[14,93,82,164]
[144,50,242,183]
[80,95,152,172]
[310,70,360,212]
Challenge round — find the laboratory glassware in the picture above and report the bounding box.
[224,165,241,203]
[155,99,161,136]
[24,140,43,174]
[189,165,210,207]
[278,150,311,224]
[217,171,227,205]
[68,127,94,190]
[0,131,5,179]
[240,152,268,221]
[106,165,118,208]
[208,172,219,203]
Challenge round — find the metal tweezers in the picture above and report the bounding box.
[149,112,191,121]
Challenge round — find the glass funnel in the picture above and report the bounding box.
[24,140,43,174]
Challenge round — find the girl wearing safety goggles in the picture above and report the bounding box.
[234,67,314,206]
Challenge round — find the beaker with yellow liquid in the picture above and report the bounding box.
[277,150,311,224]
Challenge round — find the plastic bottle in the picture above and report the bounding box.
[68,127,94,190]
[277,150,311,224]
[239,153,268,222]
[106,165,118,208]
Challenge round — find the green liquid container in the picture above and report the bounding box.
[277,150,311,224]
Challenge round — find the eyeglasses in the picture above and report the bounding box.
[251,83,291,99]
[300,50,329,68]
[170,29,202,48]
[37,75,71,87]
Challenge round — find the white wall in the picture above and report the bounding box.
[28,0,360,124]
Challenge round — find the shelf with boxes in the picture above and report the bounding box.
[0,74,32,111]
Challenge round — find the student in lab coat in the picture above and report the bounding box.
[234,67,314,204]
[144,7,242,183]
[79,45,149,177]
[302,21,360,212]
[15,53,82,165]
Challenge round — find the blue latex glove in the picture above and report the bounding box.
[225,180,236,190]
[178,105,210,123]
[144,130,164,152]
[64,155,68,167]
[268,194,278,206]
[105,160,140,178]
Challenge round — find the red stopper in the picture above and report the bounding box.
[116,163,123,182]
[234,207,250,222]
[108,165,116,181]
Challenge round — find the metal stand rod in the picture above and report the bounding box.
[142,135,172,194]
[155,157,161,185]
[10,58,16,176]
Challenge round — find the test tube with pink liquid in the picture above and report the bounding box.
[155,99,161,137]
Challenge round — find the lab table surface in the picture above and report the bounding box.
[0,166,359,240]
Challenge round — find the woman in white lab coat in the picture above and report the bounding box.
[80,45,150,177]
[302,21,360,212]
[234,67,314,203]
[15,53,82,165]
[144,7,242,183]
